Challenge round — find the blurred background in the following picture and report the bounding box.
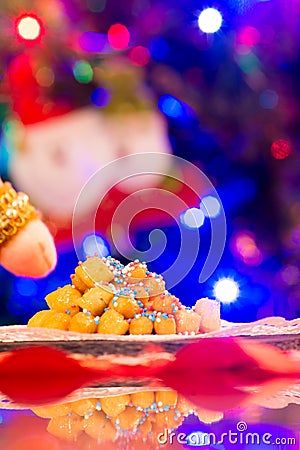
[0,0,299,325]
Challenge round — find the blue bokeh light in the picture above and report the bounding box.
[83,234,110,258]
[91,87,111,107]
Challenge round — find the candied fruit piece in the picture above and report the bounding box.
[69,312,97,333]
[43,312,71,331]
[45,285,81,316]
[32,403,72,418]
[75,257,114,288]
[152,294,180,315]
[109,294,140,319]
[28,310,56,328]
[97,309,129,335]
[142,275,165,296]
[71,398,98,417]
[156,391,178,408]
[47,413,83,441]
[131,391,155,409]
[71,273,88,293]
[195,298,221,333]
[77,288,107,316]
[129,316,153,335]
[100,394,130,418]
[175,309,201,334]
[154,316,176,335]
[84,411,116,441]
[117,406,143,431]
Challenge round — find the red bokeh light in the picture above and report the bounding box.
[129,46,150,66]
[270,139,291,160]
[108,23,130,50]
[237,26,260,47]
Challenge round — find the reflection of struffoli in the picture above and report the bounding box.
[28,255,221,335]
[34,389,224,444]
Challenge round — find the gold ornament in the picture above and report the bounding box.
[0,182,39,245]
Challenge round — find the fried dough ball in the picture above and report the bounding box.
[100,394,130,418]
[45,285,81,316]
[28,310,56,328]
[71,398,98,417]
[175,309,201,334]
[97,309,129,335]
[84,411,116,441]
[117,407,143,431]
[69,312,97,334]
[109,294,140,319]
[129,316,154,335]
[131,391,155,409]
[152,294,180,315]
[77,287,107,316]
[70,273,88,293]
[42,312,71,331]
[47,413,83,441]
[156,391,178,408]
[154,316,176,335]
[32,403,72,418]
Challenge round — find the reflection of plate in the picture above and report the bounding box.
[1,383,300,411]
[0,318,300,354]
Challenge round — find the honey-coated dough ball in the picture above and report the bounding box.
[109,295,140,319]
[32,403,72,418]
[45,285,81,316]
[131,391,155,409]
[97,309,129,335]
[71,273,88,293]
[47,413,84,441]
[129,316,153,335]
[100,394,130,418]
[71,398,98,417]
[77,288,107,316]
[84,411,116,441]
[28,310,56,328]
[154,317,176,335]
[117,407,143,431]
[69,312,97,333]
[175,309,201,334]
[42,312,71,331]
[152,294,179,315]
[156,391,178,408]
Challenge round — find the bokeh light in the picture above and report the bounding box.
[231,231,263,266]
[158,95,184,119]
[270,139,291,160]
[91,87,111,107]
[213,278,240,304]
[237,26,260,46]
[129,46,150,66]
[35,67,55,87]
[198,8,222,34]
[180,207,205,229]
[16,15,42,40]
[83,234,110,258]
[73,60,93,83]
[108,24,130,50]
[200,196,221,218]
[259,89,278,109]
